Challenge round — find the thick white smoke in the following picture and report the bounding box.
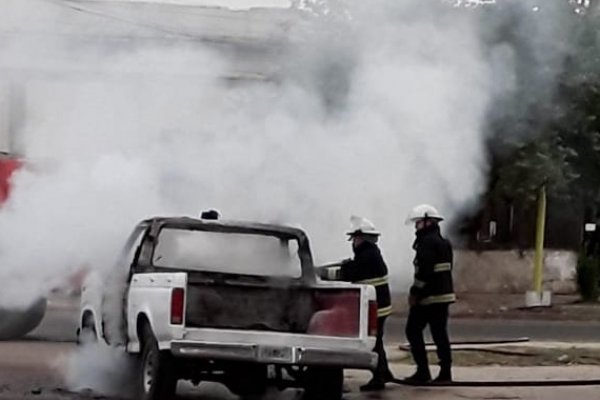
[61,341,137,397]
[0,0,494,308]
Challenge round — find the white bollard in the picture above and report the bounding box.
[524,290,552,308]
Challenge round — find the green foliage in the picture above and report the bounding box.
[493,135,579,206]
[552,14,600,205]
[576,254,600,302]
[489,8,600,210]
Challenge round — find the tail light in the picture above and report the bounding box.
[368,300,378,337]
[170,288,185,325]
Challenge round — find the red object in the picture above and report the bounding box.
[170,288,185,325]
[368,300,378,337]
[307,289,360,337]
[0,157,22,205]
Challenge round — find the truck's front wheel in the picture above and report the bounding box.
[137,325,177,400]
[303,367,343,400]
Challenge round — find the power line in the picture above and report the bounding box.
[30,0,282,47]
[33,0,198,39]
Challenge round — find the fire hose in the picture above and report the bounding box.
[392,338,600,387]
[390,379,600,387]
[391,378,600,387]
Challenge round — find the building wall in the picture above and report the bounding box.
[460,196,584,251]
[454,250,578,294]
[0,0,295,154]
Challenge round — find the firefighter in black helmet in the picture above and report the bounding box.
[404,204,455,384]
[200,209,220,220]
[320,216,395,391]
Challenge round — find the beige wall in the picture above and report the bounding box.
[454,250,578,294]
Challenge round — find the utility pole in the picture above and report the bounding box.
[526,185,551,307]
[532,185,546,294]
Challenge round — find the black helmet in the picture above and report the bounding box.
[200,209,220,220]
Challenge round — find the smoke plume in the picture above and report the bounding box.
[0,0,570,309]
[2,0,587,395]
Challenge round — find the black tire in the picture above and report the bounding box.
[226,363,267,399]
[0,298,47,340]
[137,324,178,400]
[303,367,343,400]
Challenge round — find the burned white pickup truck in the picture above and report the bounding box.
[79,217,378,400]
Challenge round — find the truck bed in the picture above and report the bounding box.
[185,276,361,337]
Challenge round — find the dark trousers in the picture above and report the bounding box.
[372,316,393,382]
[405,303,451,372]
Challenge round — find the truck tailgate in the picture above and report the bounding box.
[172,327,377,369]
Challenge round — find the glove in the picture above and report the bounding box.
[317,267,329,280]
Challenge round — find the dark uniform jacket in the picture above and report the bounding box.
[339,241,392,317]
[586,227,600,258]
[410,224,455,305]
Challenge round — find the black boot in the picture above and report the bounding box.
[359,378,385,392]
[432,366,452,384]
[383,370,396,383]
[404,368,431,385]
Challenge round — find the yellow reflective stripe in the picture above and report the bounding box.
[420,293,456,305]
[357,275,389,287]
[413,279,426,289]
[433,263,452,272]
[326,267,341,280]
[377,305,393,317]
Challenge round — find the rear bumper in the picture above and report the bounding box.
[170,341,377,370]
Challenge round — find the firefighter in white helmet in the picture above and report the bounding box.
[319,216,394,391]
[404,204,455,384]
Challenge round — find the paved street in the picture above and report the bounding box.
[0,300,593,399]
[388,317,600,343]
[2,340,600,400]
[27,297,600,344]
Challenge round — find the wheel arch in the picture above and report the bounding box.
[136,312,153,345]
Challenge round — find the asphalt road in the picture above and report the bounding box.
[2,341,600,400]
[27,299,600,344]
[0,301,598,400]
[388,317,600,344]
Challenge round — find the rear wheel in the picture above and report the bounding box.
[137,324,178,400]
[225,363,267,399]
[303,367,343,400]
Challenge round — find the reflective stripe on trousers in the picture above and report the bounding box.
[377,305,392,317]
[420,293,456,305]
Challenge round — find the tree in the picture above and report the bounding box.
[553,8,600,209]
[458,1,600,249]
[493,135,578,206]
[487,2,599,210]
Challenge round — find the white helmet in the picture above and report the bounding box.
[405,204,444,225]
[346,215,381,239]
